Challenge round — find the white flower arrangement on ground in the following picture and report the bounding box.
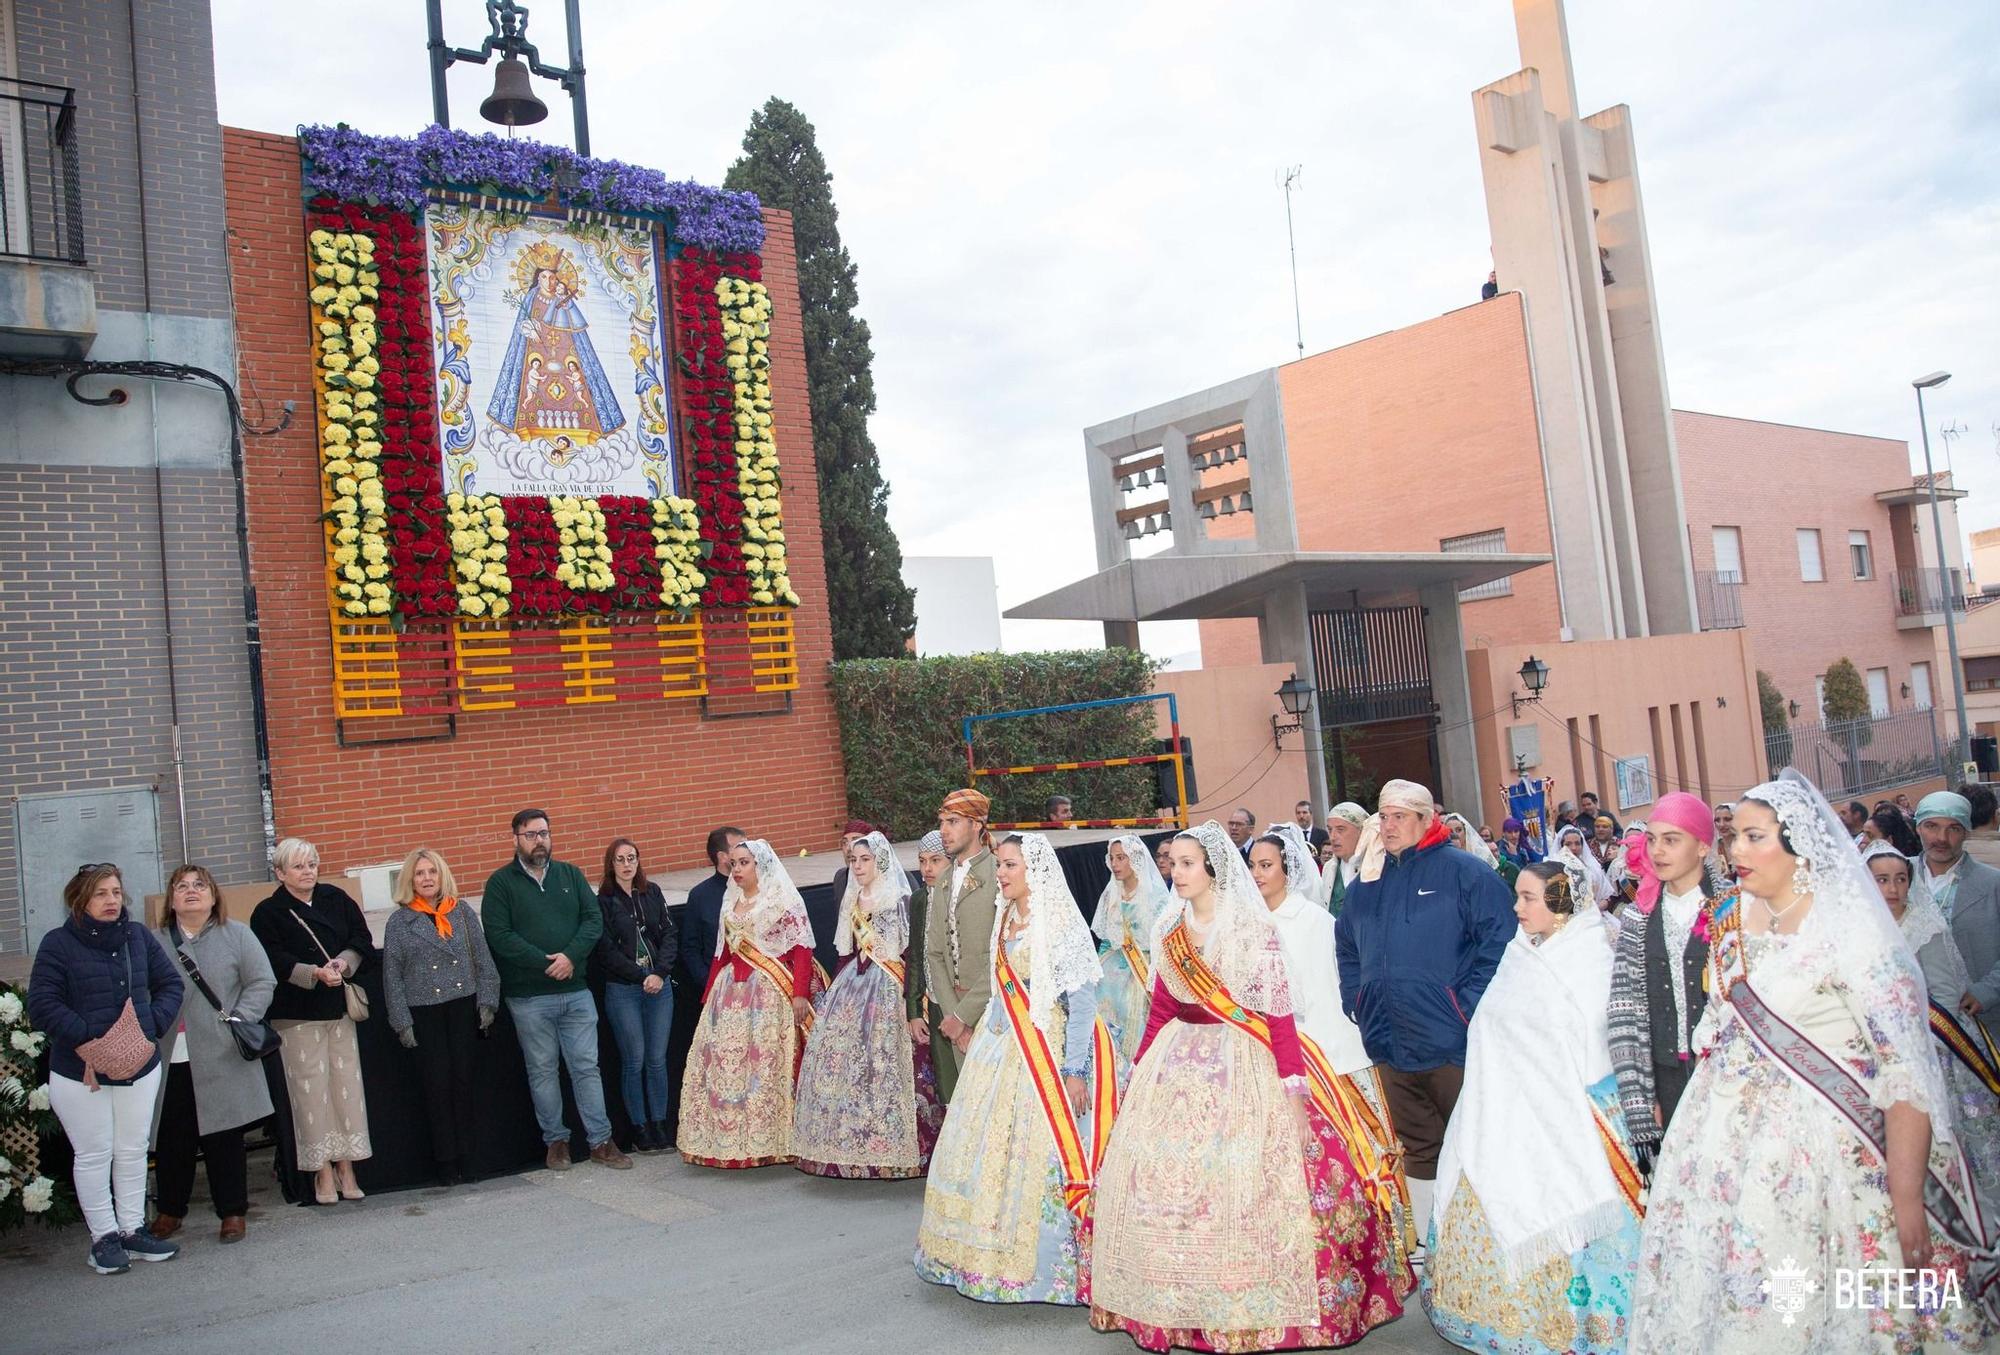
[0,980,76,1231]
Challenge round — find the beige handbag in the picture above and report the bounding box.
[290,908,370,1023]
[74,942,155,1085]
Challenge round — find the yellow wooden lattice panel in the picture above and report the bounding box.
[561,617,617,704]
[745,609,799,693]
[328,607,406,718]
[453,620,518,711]
[657,616,708,699]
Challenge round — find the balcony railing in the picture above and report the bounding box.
[0,78,85,264]
[1695,569,1744,630]
[1892,566,1966,619]
[1766,708,1945,801]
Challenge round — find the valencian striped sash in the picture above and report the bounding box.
[993,942,1117,1222]
[737,941,820,1036]
[1732,977,2000,1314]
[1157,921,1411,1235]
[1120,937,1150,988]
[1930,1000,2000,1099]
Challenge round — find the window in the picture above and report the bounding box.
[1912,662,1934,710]
[1814,674,1827,720]
[1867,667,1891,718]
[1797,529,1824,583]
[1711,526,1744,583]
[1443,528,1511,601]
[1849,530,1873,580]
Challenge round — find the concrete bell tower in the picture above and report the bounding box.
[1472,0,1698,642]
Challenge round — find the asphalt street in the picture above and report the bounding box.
[3,1147,1456,1355]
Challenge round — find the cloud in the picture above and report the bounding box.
[211,0,2000,648]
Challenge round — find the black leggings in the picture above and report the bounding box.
[154,1061,250,1218]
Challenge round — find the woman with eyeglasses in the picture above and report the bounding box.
[249,837,376,1206]
[27,862,185,1274]
[149,863,276,1245]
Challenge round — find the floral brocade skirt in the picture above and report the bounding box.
[677,967,798,1169]
[1088,1020,1411,1351]
[914,1004,1091,1304]
[791,960,942,1179]
[1421,1074,1639,1354]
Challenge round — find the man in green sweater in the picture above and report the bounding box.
[482,807,630,1172]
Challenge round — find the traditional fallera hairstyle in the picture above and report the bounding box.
[1157,822,1292,1018]
[992,833,1103,1035]
[1092,833,1171,948]
[1522,859,1576,915]
[719,839,816,959]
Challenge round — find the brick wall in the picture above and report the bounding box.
[1200,296,1555,666]
[0,465,267,949]
[1676,410,1938,725]
[222,128,849,884]
[12,0,230,316]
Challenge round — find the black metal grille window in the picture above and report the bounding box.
[0,79,85,264]
[1308,605,1435,727]
[1694,569,1745,629]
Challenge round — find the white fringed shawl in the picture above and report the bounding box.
[1431,901,1628,1279]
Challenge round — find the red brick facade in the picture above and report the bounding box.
[222,127,847,881]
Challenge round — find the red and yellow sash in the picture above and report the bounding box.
[1932,1000,2000,1098]
[1590,1104,1648,1218]
[738,940,815,1036]
[994,941,1118,1222]
[1158,922,1409,1235]
[1119,937,1150,988]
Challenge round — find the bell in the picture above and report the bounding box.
[481,56,549,129]
[1199,501,1217,520]
[1239,489,1254,512]
[1122,519,1142,540]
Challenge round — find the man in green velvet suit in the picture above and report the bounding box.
[923,788,1000,1103]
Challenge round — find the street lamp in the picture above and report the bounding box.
[1914,370,1970,770]
[427,0,592,154]
[1511,654,1550,717]
[1271,672,1316,748]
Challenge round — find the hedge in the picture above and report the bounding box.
[830,649,1163,841]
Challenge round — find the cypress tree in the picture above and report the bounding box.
[724,98,917,660]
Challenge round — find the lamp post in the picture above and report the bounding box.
[427,0,592,154]
[1271,672,1316,749]
[1914,370,1970,771]
[1511,654,1550,717]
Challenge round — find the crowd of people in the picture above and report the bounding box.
[23,771,2000,1351]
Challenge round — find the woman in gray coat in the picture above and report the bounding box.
[151,864,277,1245]
[383,847,499,1185]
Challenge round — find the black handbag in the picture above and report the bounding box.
[174,943,283,1062]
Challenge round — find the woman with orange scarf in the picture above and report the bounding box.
[383,847,500,1185]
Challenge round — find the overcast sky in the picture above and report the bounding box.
[212,1,2000,658]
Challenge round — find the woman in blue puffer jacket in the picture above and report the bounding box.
[27,862,185,1275]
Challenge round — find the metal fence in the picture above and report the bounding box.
[1765,707,1945,801]
[0,78,84,264]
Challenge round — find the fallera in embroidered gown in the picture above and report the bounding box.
[1090,823,1411,1353]
[792,850,943,1180]
[678,842,819,1170]
[913,934,1103,1304]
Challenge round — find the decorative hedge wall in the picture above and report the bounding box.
[830,650,1162,841]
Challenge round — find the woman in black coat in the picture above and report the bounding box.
[595,838,679,1152]
[26,863,184,1274]
[248,837,376,1205]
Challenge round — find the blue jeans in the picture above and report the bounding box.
[602,980,674,1124]
[506,990,612,1147]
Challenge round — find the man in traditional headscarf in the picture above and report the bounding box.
[1334,778,1514,1263]
[1319,802,1368,916]
[1605,792,1717,1168]
[923,789,999,1103]
[1917,791,2000,1022]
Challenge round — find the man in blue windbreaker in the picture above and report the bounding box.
[1335,777,1514,1263]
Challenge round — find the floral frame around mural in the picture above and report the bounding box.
[300,124,800,624]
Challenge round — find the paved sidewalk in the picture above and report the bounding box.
[1,1147,1454,1355]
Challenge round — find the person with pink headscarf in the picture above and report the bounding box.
[1604,792,1718,1168]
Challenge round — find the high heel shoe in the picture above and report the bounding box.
[336,1172,365,1201]
[314,1171,338,1206]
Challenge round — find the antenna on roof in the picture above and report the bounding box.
[1941,420,1966,476]
[1278,166,1305,360]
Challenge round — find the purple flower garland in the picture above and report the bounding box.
[299,123,764,254]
